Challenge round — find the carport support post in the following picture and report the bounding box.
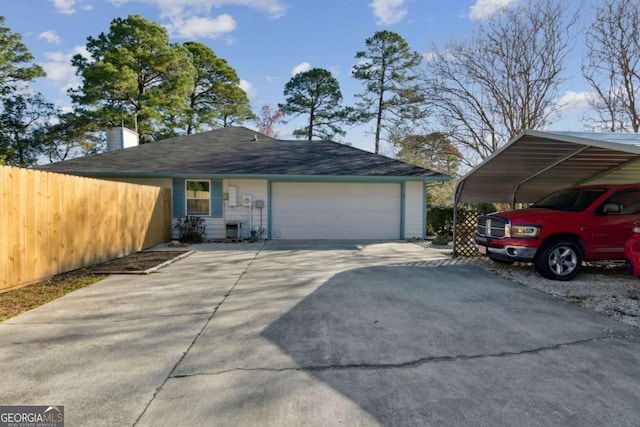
[452,202,459,258]
[452,179,465,258]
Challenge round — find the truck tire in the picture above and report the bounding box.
[535,239,582,281]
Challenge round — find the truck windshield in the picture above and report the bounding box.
[531,188,606,212]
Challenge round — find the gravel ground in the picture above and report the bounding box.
[424,243,640,329]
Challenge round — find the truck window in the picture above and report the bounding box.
[597,189,640,215]
[532,188,606,212]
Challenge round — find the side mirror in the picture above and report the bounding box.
[602,203,622,214]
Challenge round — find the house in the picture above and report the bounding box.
[41,126,450,240]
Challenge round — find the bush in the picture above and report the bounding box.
[428,206,454,237]
[427,203,495,237]
[175,216,206,243]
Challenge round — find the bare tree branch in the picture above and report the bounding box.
[582,0,640,132]
[423,0,576,166]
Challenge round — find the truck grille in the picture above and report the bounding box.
[477,216,507,238]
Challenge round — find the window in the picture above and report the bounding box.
[186,180,210,216]
[532,187,606,212]
[599,189,640,215]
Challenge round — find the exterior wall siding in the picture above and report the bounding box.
[224,179,269,239]
[133,177,425,241]
[168,178,268,241]
[172,217,225,240]
[404,181,425,239]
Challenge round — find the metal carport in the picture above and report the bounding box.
[456,130,640,205]
[453,130,640,255]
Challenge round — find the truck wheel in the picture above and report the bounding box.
[535,240,582,281]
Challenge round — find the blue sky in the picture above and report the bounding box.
[3,0,593,154]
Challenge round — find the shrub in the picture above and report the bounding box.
[175,216,206,243]
[428,206,454,237]
[427,203,498,236]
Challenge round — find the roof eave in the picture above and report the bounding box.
[39,170,451,182]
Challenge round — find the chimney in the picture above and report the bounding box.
[106,127,139,151]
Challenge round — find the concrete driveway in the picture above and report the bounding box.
[0,241,639,426]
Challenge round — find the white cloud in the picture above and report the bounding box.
[370,0,407,26]
[42,46,89,93]
[291,62,311,76]
[422,50,456,62]
[351,58,373,76]
[50,0,92,14]
[469,0,515,21]
[239,79,257,99]
[423,51,437,62]
[108,0,287,19]
[328,65,341,79]
[167,14,236,39]
[276,126,294,138]
[39,31,61,45]
[556,91,596,112]
[108,1,287,40]
[50,0,77,14]
[57,104,75,113]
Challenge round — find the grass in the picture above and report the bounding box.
[0,251,188,322]
[0,269,103,322]
[565,295,588,304]
[612,307,638,318]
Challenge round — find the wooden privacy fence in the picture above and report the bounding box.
[1,166,172,291]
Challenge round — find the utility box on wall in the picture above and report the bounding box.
[242,195,252,207]
[228,186,238,207]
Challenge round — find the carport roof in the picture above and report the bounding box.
[455,130,640,204]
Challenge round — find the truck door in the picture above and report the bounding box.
[585,189,640,260]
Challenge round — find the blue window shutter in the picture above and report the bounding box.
[172,179,185,217]
[211,179,223,217]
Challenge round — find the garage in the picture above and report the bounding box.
[271,182,401,240]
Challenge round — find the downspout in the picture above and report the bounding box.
[400,182,406,240]
[267,180,272,240]
[422,181,427,239]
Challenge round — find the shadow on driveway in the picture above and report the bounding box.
[260,264,640,426]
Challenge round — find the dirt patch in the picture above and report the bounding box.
[91,251,191,273]
[0,250,191,322]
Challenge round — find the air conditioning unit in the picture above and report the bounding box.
[242,195,252,207]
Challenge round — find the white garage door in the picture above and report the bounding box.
[271,182,401,240]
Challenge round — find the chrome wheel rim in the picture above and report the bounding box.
[548,246,578,276]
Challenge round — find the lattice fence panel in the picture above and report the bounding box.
[454,209,480,257]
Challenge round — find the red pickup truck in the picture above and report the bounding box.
[474,184,640,280]
[625,223,640,277]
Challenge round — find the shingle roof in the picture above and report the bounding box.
[40,126,449,180]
